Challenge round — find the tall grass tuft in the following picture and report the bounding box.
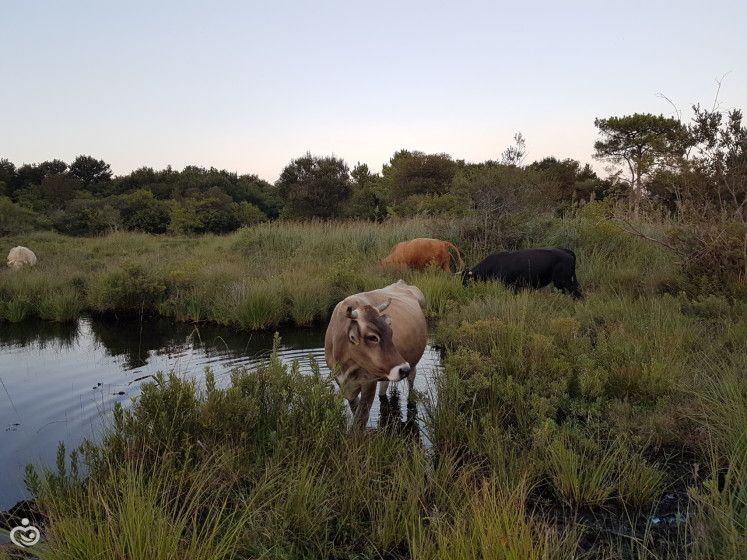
[41,458,250,560]
[545,434,620,507]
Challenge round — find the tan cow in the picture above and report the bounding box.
[381,237,464,272]
[325,280,427,427]
[7,246,37,270]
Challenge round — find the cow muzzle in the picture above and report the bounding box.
[388,362,411,381]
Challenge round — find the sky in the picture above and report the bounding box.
[2,0,746,182]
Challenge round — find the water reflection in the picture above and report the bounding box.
[0,316,440,509]
[0,319,79,349]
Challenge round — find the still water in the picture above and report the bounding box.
[0,317,442,509]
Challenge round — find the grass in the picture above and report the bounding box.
[4,210,746,558]
[0,219,435,326]
[0,210,681,327]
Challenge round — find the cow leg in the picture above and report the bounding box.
[347,382,362,416]
[378,379,389,397]
[552,263,582,297]
[353,382,377,428]
[348,394,360,414]
[406,367,417,403]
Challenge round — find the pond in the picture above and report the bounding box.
[0,317,442,509]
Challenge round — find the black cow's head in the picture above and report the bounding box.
[460,269,474,285]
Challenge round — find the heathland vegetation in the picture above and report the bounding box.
[1,105,745,559]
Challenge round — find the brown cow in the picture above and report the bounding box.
[325,280,427,427]
[381,238,464,272]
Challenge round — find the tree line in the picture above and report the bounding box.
[1,103,744,275]
[0,148,610,237]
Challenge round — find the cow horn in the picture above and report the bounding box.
[346,306,358,319]
[375,298,391,313]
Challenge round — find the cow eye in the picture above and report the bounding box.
[365,334,379,344]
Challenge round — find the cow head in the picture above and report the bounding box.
[460,269,474,285]
[339,298,411,384]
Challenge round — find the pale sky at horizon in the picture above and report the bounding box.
[2,0,745,182]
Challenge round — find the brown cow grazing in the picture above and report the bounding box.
[381,238,464,272]
[325,280,427,427]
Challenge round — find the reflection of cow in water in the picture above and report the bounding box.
[378,389,420,438]
[381,238,464,272]
[325,280,427,427]
[462,248,583,299]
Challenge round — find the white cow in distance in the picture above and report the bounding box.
[7,246,38,270]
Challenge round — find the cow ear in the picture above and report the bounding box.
[382,314,392,326]
[348,321,360,345]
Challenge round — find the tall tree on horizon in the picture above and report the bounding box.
[593,113,688,216]
[68,155,112,188]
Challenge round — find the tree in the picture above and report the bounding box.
[117,190,170,233]
[528,157,608,204]
[53,199,119,235]
[68,155,112,188]
[16,159,68,188]
[276,153,351,218]
[500,132,527,166]
[381,150,457,209]
[191,189,242,233]
[40,174,82,208]
[0,159,16,196]
[453,163,539,252]
[347,163,384,219]
[232,174,282,218]
[237,201,267,226]
[688,106,747,276]
[593,113,688,216]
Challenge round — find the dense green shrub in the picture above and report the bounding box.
[117,189,171,233]
[0,196,48,235]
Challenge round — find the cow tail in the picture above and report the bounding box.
[446,242,465,272]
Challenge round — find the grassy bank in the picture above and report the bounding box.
[3,211,746,558]
[0,208,683,327]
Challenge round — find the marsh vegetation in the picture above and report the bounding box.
[1,208,745,560]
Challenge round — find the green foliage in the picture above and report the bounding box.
[88,263,167,313]
[38,458,250,560]
[52,198,118,235]
[276,152,351,218]
[236,200,266,226]
[528,157,609,203]
[191,193,241,233]
[68,154,112,187]
[346,162,385,219]
[382,149,458,209]
[40,173,81,208]
[594,113,689,213]
[0,195,48,235]
[117,189,171,233]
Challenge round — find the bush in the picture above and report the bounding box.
[88,264,167,313]
[118,190,171,233]
[0,196,48,235]
[52,198,119,235]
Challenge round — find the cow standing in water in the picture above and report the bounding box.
[381,238,464,272]
[462,248,583,299]
[325,280,427,428]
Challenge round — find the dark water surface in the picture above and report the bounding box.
[0,317,442,509]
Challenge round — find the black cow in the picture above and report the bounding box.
[462,248,583,298]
